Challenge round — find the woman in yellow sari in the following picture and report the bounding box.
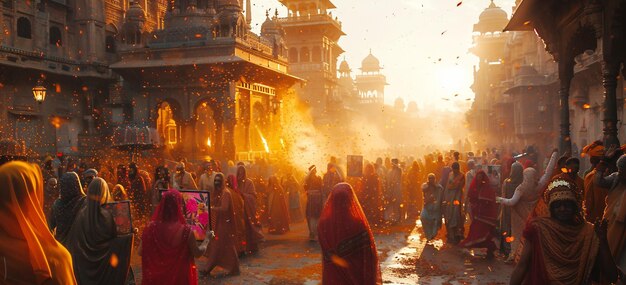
[0,161,76,284]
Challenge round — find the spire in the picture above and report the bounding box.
[489,0,497,8]
[246,0,252,25]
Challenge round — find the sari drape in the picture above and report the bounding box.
[318,183,381,285]
[0,161,77,285]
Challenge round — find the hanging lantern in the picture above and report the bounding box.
[32,82,47,104]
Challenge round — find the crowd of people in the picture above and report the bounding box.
[5,138,626,284]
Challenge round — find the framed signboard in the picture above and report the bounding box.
[102,201,133,235]
[159,189,211,241]
[347,155,364,177]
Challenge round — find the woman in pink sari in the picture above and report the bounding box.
[459,170,498,259]
[140,190,211,285]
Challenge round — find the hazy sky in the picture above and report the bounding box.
[248,0,516,111]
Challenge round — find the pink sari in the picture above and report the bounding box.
[142,190,197,285]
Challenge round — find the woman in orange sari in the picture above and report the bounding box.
[0,161,77,284]
[318,183,381,285]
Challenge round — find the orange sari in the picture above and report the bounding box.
[0,161,77,285]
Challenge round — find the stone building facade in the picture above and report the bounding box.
[0,0,300,161]
[467,0,626,157]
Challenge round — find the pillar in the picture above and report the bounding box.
[558,59,574,155]
[180,119,196,158]
[602,60,621,147]
[214,116,223,158]
[224,121,236,160]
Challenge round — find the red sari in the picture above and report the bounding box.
[142,190,197,285]
[318,183,381,285]
[460,170,497,251]
[267,176,291,234]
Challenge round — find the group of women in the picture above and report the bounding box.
[0,159,383,284]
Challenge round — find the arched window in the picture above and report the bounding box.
[105,36,116,53]
[289,47,298,63]
[49,26,62,46]
[312,46,321,62]
[17,17,31,39]
[300,47,310,62]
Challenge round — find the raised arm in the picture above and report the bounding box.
[537,152,559,189]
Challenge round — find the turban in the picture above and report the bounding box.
[582,140,605,157]
[544,178,580,208]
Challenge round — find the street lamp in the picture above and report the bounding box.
[32,81,47,104]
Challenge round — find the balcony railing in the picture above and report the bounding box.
[277,14,342,29]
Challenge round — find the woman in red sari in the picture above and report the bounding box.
[267,175,291,234]
[318,183,381,285]
[459,170,498,259]
[140,190,210,285]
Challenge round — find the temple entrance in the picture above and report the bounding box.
[156,101,178,149]
[194,102,217,156]
[252,102,269,153]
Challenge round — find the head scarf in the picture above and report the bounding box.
[468,170,498,225]
[85,178,114,239]
[83,168,98,177]
[111,184,128,201]
[318,183,380,285]
[142,190,196,284]
[227,174,239,194]
[0,161,76,284]
[508,162,524,185]
[64,177,124,284]
[236,165,247,182]
[53,172,86,242]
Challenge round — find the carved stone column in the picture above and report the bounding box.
[558,59,574,155]
[602,60,621,147]
[224,121,236,160]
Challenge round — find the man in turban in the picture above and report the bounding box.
[582,141,607,222]
[510,177,619,284]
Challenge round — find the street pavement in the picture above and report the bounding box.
[130,220,513,284]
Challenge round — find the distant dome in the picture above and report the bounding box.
[361,51,381,72]
[474,1,508,33]
[126,1,146,23]
[261,17,276,32]
[339,59,350,72]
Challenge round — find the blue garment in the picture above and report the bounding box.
[420,183,443,240]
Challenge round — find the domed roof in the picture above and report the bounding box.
[361,50,381,72]
[474,1,508,33]
[261,11,281,34]
[339,59,350,72]
[126,1,146,23]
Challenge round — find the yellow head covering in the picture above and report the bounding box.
[0,161,76,284]
[581,141,605,158]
